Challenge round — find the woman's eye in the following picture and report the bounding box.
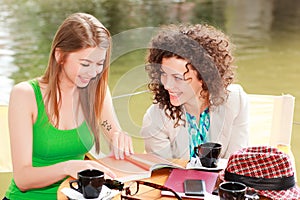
[175,76,183,80]
[160,72,166,76]
[81,63,90,67]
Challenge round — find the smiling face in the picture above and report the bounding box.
[58,47,107,88]
[160,57,203,108]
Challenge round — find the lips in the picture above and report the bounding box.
[168,91,181,100]
[79,76,92,84]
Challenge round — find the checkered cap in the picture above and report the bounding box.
[220,146,300,199]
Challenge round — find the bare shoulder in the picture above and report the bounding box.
[11,81,34,96]
[9,81,36,109]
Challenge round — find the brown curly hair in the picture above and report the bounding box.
[145,24,236,127]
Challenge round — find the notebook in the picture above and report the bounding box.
[161,168,219,199]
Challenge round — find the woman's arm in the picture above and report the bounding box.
[225,84,249,158]
[9,82,115,191]
[140,104,174,159]
[100,87,134,159]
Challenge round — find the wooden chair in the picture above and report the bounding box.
[248,94,295,147]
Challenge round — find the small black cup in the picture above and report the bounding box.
[218,182,259,200]
[69,169,104,199]
[219,182,246,200]
[194,142,222,168]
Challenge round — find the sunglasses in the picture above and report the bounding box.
[104,179,182,200]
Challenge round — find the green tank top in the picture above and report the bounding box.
[6,79,94,200]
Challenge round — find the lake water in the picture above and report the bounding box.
[0,0,300,182]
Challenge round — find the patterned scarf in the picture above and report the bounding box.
[186,107,210,159]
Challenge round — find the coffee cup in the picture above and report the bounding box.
[69,169,104,199]
[194,142,222,168]
[218,182,259,200]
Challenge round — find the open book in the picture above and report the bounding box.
[87,152,184,182]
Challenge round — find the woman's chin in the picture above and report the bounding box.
[76,81,89,88]
[170,99,181,107]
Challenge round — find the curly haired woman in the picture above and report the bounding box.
[140,24,249,160]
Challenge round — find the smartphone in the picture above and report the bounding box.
[184,179,206,196]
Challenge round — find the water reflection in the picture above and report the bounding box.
[1,0,300,111]
[0,4,18,104]
[225,0,274,58]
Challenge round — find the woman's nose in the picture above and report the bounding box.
[87,67,97,77]
[87,65,103,77]
[162,76,174,90]
[96,65,103,74]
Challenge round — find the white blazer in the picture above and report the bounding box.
[140,84,249,159]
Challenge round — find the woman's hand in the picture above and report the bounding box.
[110,130,134,159]
[64,160,116,179]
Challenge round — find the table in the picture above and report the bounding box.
[58,159,188,200]
[58,168,176,199]
[57,159,272,200]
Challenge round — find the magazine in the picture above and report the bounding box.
[161,168,219,199]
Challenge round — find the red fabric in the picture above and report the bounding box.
[220,146,300,199]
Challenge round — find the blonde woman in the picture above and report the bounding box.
[4,13,133,200]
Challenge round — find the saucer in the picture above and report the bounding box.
[186,157,228,171]
[61,185,120,200]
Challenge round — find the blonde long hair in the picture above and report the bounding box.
[40,13,111,153]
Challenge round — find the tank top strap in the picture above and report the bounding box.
[28,79,48,124]
[28,79,43,103]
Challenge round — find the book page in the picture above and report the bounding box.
[95,153,183,182]
[126,153,183,171]
[96,156,150,182]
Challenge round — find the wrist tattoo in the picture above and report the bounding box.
[101,120,112,132]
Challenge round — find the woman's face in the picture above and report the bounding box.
[60,47,106,88]
[160,57,203,107]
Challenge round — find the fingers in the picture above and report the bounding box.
[111,131,134,160]
[124,133,134,156]
[129,135,134,154]
[112,132,121,159]
[117,132,125,159]
[70,172,78,179]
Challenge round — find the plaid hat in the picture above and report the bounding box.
[220,146,300,199]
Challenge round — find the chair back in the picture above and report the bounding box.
[0,105,12,172]
[248,94,295,147]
